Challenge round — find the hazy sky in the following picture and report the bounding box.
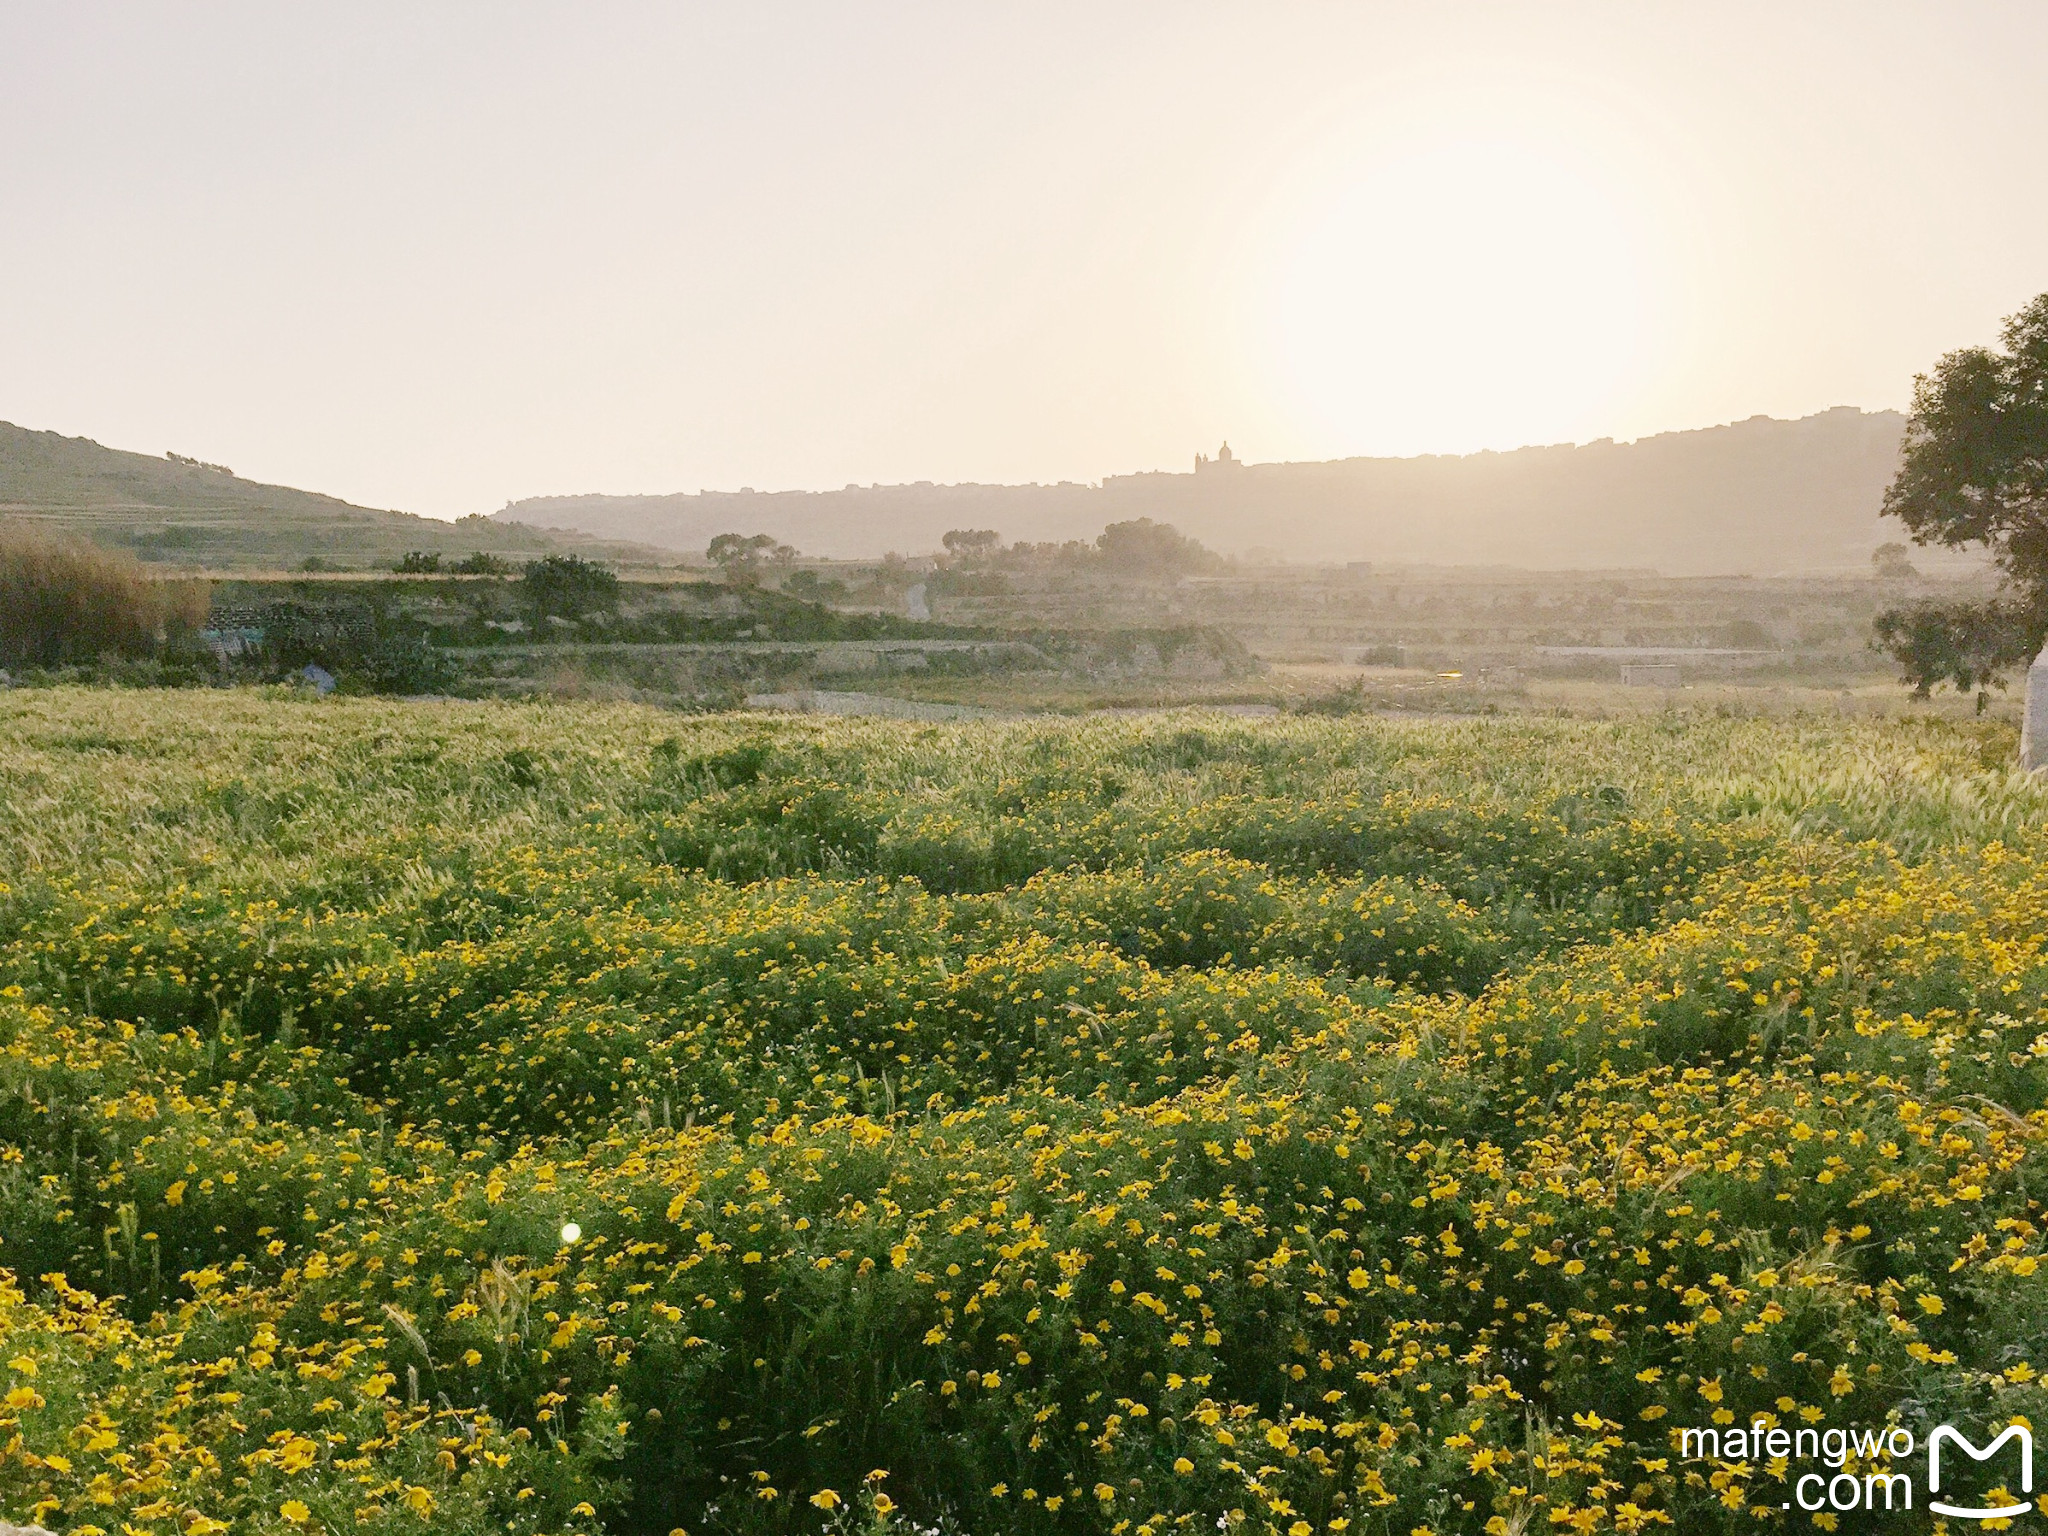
[4,3,2045,519]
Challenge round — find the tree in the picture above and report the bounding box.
[1875,291,2048,696]
[521,555,620,620]
[1871,542,1918,580]
[942,528,1002,564]
[707,532,789,587]
[396,551,441,574]
[1094,518,1221,578]
[1873,599,2034,702]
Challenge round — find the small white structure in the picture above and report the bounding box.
[904,583,930,621]
[2023,644,2048,772]
[1621,663,1681,687]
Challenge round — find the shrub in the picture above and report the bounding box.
[258,600,457,694]
[524,554,621,620]
[0,524,207,667]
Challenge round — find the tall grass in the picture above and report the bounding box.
[0,524,208,667]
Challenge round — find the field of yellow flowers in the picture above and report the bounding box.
[2,687,2046,1535]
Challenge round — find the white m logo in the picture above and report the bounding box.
[1929,1424,2034,1520]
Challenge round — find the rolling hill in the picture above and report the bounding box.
[0,422,663,569]
[497,407,1937,575]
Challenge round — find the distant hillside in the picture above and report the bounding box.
[498,408,1937,575]
[0,422,661,569]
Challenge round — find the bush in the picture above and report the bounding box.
[0,525,207,667]
[782,568,848,601]
[257,600,458,694]
[523,554,621,619]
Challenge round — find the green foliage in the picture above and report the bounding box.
[942,529,1002,560]
[1872,596,2036,699]
[1877,291,2048,689]
[709,534,797,588]
[3,696,2048,1534]
[781,569,849,602]
[257,600,458,695]
[524,555,623,620]
[1093,519,1221,578]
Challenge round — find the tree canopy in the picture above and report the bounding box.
[1875,292,2048,695]
[707,532,795,586]
[1093,517,1222,578]
[941,528,1001,558]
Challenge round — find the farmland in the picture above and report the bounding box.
[3,688,2047,1534]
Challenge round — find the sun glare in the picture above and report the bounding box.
[1254,128,1663,458]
